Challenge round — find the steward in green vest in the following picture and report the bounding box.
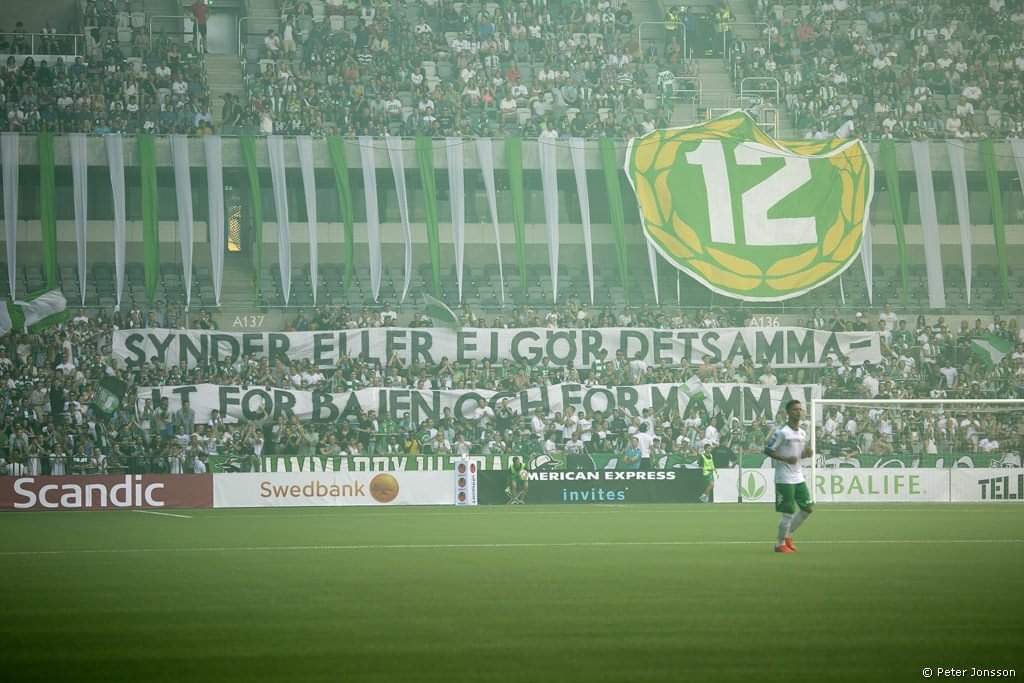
[699,443,717,502]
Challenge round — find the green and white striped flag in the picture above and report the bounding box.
[0,289,69,336]
[970,335,1012,367]
[682,375,706,403]
[422,293,461,329]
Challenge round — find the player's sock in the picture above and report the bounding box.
[777,513,794,545]
[789,510,810,535]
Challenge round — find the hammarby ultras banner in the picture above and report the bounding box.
[626,110,873,301]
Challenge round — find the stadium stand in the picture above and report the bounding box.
[0,307,1021,475]
[0,0,1021,476]
[0,1,212,134]
[237,0,674,138]
[739,0,1024,139]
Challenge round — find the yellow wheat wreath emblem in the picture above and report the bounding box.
[625,111,874,302]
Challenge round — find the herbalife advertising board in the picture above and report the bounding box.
[719,468,1023,503]
[477,470,706,505]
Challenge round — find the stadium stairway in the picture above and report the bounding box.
[207,54,245,125]
[245,0,282,45]
[218,257,258,307]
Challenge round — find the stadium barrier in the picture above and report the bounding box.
[212,452,1014,475]
[714,468,1024,504]
[0,468,479,510]
[478,469,707,505]
[0,475,213,511]
[211,471,457,508]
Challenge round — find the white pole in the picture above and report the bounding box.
[810,398,817,505]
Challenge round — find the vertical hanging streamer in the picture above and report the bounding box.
[599,138,630,293]
[326,137,356,290]
[203,135,225,306]
[70,134,89,305]
[104,134,127,309]
[475,139,505,304]
[171,135,194,308]
[980,139,1009,301]
[504,137,528,296]
[415,136,443,297]
[879,139,909,303]
[569,137,595,305]
[947,141,973,305]
[1,133,18,298]
[138,134,159,303]
[240,136,264,296]
[647,243,660,305]
[446,138,466,303]
[358,136,382,302]
[38,133,58,289]
[860,216,874,305]
[384,135,413,302]
[538,135,560,302]
[267,135,292,305]
[910,141,946,309]
[296,136,319,305]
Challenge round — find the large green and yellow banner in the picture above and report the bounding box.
[626,111,873,301]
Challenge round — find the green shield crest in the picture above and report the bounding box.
[625,111,874,301]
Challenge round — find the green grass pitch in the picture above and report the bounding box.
[1,504,1022,682]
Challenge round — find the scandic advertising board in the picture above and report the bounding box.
[212,471,454,508]
[0,475,213,511]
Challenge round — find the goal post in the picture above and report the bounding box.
[809,399,1024,504]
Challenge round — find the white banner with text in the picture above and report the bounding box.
[139,382,821,425]
[114,326,881,370]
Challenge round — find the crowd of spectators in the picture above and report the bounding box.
[231,0,681,138]
[736,0,1024,139]
[1,302,1021,476]
[1,2,213,134]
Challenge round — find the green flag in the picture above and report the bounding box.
[240,136,264,295]
[971,335,1012,367]
[600,137,630,292]
[980,139,1010,301]
[415,136,442,297]
[326,136,356,290]
[625,111,873,302]
[422,293,461,329]
[504,137,528,296]
[92,376,128,420]
[0,289,69,335]
[879,139,909,303]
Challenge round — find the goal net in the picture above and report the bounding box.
[808,399,1024,503]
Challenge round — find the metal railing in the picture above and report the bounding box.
[671,76,701,104]
[638,20,688,62]
[238,16,250,58]
[0,32,85,57]
[739,77,780,106]
[722,22,770,63]
[148,15,189,44]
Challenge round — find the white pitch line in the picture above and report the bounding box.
[131,510,192,519]
[0,538,1022,558]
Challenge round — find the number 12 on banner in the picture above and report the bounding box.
[685,140,817,247]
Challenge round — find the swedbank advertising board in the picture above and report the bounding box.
[212,471,454,508]
[626,110,873,301]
